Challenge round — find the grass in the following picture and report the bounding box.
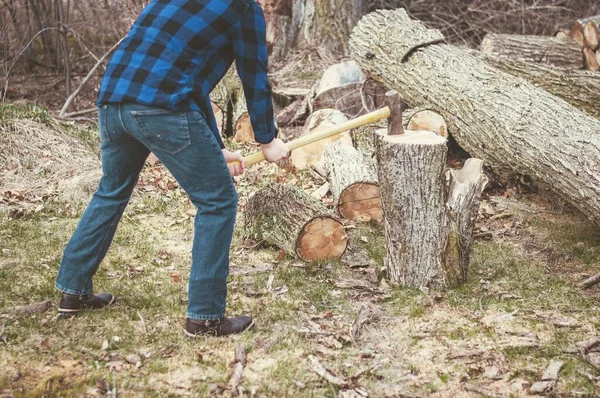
[2,116,600,395]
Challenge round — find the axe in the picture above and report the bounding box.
[227,90,403,168]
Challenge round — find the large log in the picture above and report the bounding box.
[572,16,600,50]
[480,33,584,69]
[323,141,381,222]
[476,54,600,119]
[290,109,353,169]
[245,184,348,262]
[350,9,600,226]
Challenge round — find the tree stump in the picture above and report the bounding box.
[245,184,348,262]
[323,141,381,222]
[375,129,448,287]
[290,109,353,169]
[480,33,584,69]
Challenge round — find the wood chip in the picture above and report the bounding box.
[542,360,563,381]
[307,355,349,388]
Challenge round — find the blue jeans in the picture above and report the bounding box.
[55,103,238,320]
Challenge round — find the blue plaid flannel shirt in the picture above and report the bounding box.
[97,0,276,147]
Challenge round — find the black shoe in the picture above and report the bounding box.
[58,293,116,316]
[185,316,253,337]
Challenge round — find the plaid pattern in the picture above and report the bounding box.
[97,0,276,146]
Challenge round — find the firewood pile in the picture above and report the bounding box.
[571,16,600,71]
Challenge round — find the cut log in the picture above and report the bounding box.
[444,159,487,286]
[477,53,600,119]
[314,68,387,118]
[272,87,310,108]
[583,47,599,71]
[323,141,381,222]
[572,16,600,50]
[554,30,570,39]
[210,67,243,137]
[232,92,254,143]
[480,33,583,69]
[211,102,225,136]
[406,110,448,138]
[291,109,353,169]
[375,129,448,287]
[350,9,600,226]
[245,184,348,262]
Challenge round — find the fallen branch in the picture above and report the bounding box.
[579,339,600,370]
[308,355,349,388]
[229,344,247,396]
[578,272,600,289]
[59,38,124,118]
[9,300,52,316]
[350,303,380,345]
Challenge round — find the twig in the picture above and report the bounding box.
[59,38,123,118]
[578,272,600,289]
[137,311,147,334]
[579,339,600,371]
[350,303,379,345]
[308,355,349,388]
[229,344,247,396]
[463,385,503,398]
[350,359,388,381]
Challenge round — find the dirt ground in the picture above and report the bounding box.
[1,105,600,397]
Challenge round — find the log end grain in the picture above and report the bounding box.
[234,113,254,143]
[406,110,448,138]
[584,20,599,50]
[297,216,348,261]
[339,182,382,222]
[584,47,600,71]
[571,22,587,48]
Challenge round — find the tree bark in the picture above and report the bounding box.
[263,0,368,60]
[444,158,487,286]
[290,108,353,169]
[476,53,600,119]
[480,33,584,69]
[350,8,600,226]
[375,130,448,287]
[245,184,348,262]
[209,67,243,137]
[323,141,381,222]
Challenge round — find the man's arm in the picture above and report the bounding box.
[229,1,276,145]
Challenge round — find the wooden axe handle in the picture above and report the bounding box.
[228,106,391,168]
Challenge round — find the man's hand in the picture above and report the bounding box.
[222,148,245,177]
[261,138,289,163]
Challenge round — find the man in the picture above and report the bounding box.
[54,0,289,337]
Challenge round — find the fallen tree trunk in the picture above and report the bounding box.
[323,141,381,222]
[245,184,348,262]
[290,109,353,169]
[350,9,600,226]
[476,53,600,119]
[480,33,583,69]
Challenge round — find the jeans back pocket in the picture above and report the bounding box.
[131,109,191,154]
